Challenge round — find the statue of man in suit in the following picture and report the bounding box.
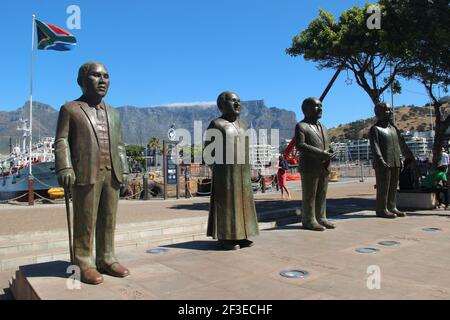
[369,102,411,218]
[55,62,130,285]
[295,97,337,231]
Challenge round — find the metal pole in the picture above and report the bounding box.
[143,145,149,200]
[359,141,364,182]
[163,140,167,200]
[28,14,36,206]
[176,145,180,199]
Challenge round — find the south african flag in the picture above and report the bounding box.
[36,19,77,51]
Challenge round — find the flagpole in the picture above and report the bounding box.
[28,14,35,206]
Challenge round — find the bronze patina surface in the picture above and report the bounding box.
[295,97,337,231]
[369,102,411,218]
[205,91,259,250]
[55,62,130,284]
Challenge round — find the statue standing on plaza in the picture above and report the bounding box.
[55,62,130,284]
[205,91,259,250]
[369,102,413,218]
[295,97,337,231]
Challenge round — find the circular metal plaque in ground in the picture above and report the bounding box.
[422,228,442,232]
[146,248,169,254]
[378,241,400,247]
[279,270,309,279]
[355,247,379,254]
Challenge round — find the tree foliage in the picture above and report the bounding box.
[286,4,402,105]
[380,0,450,167]
[125,144,145,171]
[287,0,449,167]
[148,136,162,153]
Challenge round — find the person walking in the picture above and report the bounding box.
[277,155,291,200]
[438,147,449,174]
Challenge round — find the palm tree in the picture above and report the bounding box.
[148,136,162,155]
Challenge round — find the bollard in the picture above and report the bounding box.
[143,172,149,200]
[261,176,266,193]
[28,175,34,205]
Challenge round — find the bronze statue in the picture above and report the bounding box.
[369,102,410,218]
[295,97,337,231]
[205,91,259,250]
[55,62,130,284]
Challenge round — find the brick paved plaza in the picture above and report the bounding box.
[1,178,449,300]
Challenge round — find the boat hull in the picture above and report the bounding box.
[0,162,59,201]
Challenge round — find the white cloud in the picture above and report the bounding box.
[155,101,216,108]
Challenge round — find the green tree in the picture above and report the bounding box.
[148,136,162,153]
[286,4,402,105]
[125,144,145,171]
[380,0,450,167]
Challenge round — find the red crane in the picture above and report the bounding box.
[283,68,343,165]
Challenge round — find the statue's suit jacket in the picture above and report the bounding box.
[295,120,330,175]
[55,99,129,186]
[369,122,402,169]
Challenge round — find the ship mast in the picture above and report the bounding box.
[27,15,36,205]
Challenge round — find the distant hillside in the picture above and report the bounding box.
[0,102,59,155]
[0,100,297,155]
[328,104,449,141]
[117,100,297,145]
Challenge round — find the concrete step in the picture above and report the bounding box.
[0,229,209,272]
[0,216,208,256]
[0,211,298,272]
[0,216,208,243]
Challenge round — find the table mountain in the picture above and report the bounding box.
[0,100,297,155]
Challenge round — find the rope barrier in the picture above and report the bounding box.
[196,191,211,196]
[120,189,144,200]
[33,176,58,189]
[33,191,63,203]
[196,180,212,185]
[251,177,262,183]
[0,192,29,204]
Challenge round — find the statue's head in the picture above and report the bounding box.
[217,91,241,117]
[374,102,393,122]
[301,97,322,120]
[77,62,109,99]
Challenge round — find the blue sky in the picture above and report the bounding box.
[0,0,436,128]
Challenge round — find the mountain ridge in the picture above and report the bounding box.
[0,100,297,154]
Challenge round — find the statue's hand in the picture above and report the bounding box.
[57,168,75,189]
[329,151,339,160]
[381,160,390,169]
[321,151,331,161]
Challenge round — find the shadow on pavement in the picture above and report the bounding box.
[163,240,228,251]
[169,197,375,215]
[403,211,450,218]
[0,288,13,300]
[19,261,70,279]
[169,202,209,211]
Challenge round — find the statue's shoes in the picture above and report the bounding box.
[318,220,336,229]
[389,209,407,217]
[81,268,104,285]
[238,239,254,248]
[302,222,326,231]
[98,262,130,278]
[218,240,240,250]
[376,211,396,219]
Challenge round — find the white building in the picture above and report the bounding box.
[346,139,372,162]
[402,130,434,160]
